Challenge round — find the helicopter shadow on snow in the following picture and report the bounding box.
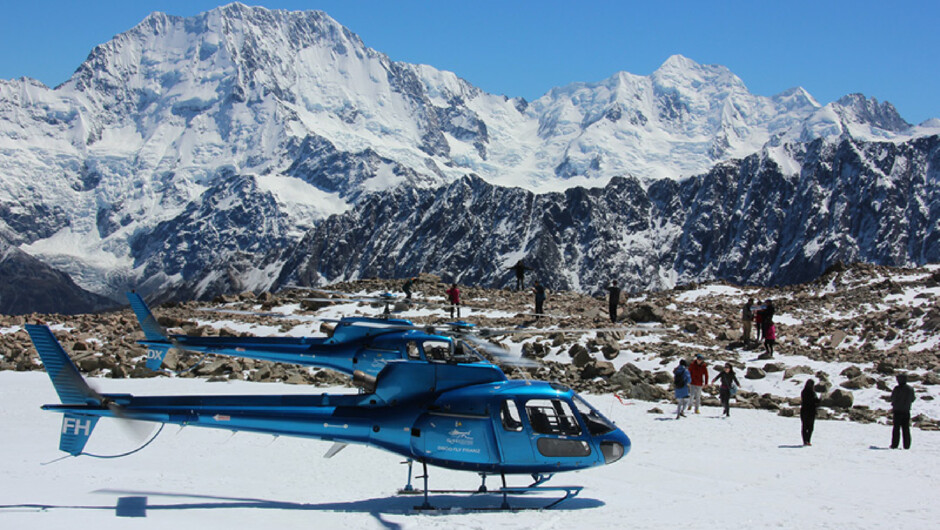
[70,488,604,520]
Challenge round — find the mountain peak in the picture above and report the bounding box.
[834,93,910,132]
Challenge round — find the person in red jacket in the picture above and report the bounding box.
[688,353,709,414]
[446,283,461,319]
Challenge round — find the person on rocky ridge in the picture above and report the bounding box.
[509,260,533,291]
[890,373,916,449]
[446,283,461,319]
[753,300,764,343]
[742,297,754,344]
[402,277,417,300]
[801,378,820,446]
[688,354,709,414]
[714,363,741,417]
[673,359,692,419]
[764,322,777,358]
[606,280,621,323]
[532,280,547,319]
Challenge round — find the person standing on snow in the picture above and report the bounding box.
[890,373,916,449]
[673,359,692,419]
[688,354,709,414]
[801,379,820,446]
[714,363,741,417]
[606,280,621,323]
[446,283,461,319]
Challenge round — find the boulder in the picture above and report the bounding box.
[821,389,854,409]
[572,349,594,368]
[745,367,766,380]
[581,360,615,379]
[783,365,814,380]
[829,330,847,348]
[840,366,863,379]
[840,376,875,390]
[763,362,786,373]
[628,304,665,323]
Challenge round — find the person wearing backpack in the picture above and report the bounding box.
[673,359,692,419]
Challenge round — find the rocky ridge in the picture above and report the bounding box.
[1,262,937,429]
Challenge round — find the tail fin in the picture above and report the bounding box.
[126,291,168,341]
[127,292,172,370]
[26,324,102,455]
[58,414,100,455]
[26,324,98,405]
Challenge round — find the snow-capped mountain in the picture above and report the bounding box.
[0,3,937,311]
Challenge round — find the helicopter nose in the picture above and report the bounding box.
[600,428,631,464]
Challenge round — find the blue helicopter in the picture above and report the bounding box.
[126,292,526,387]
[29,321,631,509]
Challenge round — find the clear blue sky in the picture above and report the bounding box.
[1,0,937,123]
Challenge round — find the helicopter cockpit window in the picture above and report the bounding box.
[572,394,617,435]
[406,341,421,360]
[422,340,452,363]
[500,399,523,431]
[453,339,484,363]
[524,399,582,436]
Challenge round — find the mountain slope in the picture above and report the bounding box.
[0,3,938,310]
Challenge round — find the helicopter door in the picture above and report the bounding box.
[493,399,533,464]
[523,398,593,460]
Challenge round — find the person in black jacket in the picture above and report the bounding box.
[714,363,741,417]
[606,280,621,323]
[801,379,820,446]
[890,373,916,449]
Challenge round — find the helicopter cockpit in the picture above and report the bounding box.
[405,338,486,364]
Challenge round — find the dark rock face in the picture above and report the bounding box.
[129,173,292,302]
[0,239,118,315]
[277,135,940,294]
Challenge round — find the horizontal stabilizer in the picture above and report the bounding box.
[26,324,97,405]
[59,414,100,456]
[126,292,168,341]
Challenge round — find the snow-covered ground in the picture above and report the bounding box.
[1,371,937,529]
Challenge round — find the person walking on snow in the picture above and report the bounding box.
[714,363,741,417]
[801,379,820,446]
[606,280,621,323]
[890,373,916,449]
[446,283,461,319]
[688,354,709,414]
[673,360,692,419]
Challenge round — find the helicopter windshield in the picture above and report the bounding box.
[453,339,485,363]
[524,398,582,436]
[571,394,617,436]
[422,340,452,362]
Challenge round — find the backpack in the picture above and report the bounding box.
[674,369,686,389]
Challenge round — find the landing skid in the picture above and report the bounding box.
[398,460,582,510]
